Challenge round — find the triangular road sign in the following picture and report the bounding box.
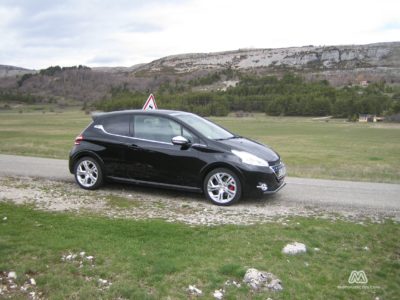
[142,94,158,110]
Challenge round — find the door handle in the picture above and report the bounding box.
[127,144,141,150]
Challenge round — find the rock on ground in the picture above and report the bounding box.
[282,242,307,255]
[243,268,283,291]
[187,285,202,296]
[213,289,224,299]
[0,271,40,299]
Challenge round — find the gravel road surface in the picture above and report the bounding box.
[1,154,399,223]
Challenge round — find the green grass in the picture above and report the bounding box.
[0,110,399,182]
[0,203,398,299]
[0,109,89,159]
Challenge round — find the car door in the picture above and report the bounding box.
[126,114,206,188]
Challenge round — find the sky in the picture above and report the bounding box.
[0,0,399,69]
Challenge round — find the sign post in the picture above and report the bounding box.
[142,94,158,110]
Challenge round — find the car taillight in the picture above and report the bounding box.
[75,135,83,145]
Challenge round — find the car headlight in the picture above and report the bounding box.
[231,150,269,167]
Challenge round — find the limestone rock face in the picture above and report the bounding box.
[142,42,400,73]
[321,49,340,62]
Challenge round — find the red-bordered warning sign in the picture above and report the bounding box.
[142,94,158,110]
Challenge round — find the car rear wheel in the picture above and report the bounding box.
[204,168,241,206]
[74,157,103,190]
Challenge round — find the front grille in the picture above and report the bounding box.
[271,162,286,179]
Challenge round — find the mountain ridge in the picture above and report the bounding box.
[136,42,400,75]
[2,41,399,74]
[1,41,399,103]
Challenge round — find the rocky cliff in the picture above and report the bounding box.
[136,42,400,86]
[141,42,400,73]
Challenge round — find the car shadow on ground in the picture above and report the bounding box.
[100,181,279,207]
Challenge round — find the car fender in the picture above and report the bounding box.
[69,150,105,174]
[200,162,244,187]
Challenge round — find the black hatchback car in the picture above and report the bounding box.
[69,110,286,205]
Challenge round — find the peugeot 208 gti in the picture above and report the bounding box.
[69,110,286,205]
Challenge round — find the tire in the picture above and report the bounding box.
[74,156,103,190]
[203,168,241,206]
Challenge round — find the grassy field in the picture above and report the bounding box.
[0,202,398,299]
[0,109,89,159]
[0,109,399,182]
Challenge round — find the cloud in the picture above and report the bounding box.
[87,55,125,65]
[0,0,399,69]
[124,22,164,33]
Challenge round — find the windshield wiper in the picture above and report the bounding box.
[214,135,241,141]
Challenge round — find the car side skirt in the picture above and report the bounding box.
[108,176,203,193]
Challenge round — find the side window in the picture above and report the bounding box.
[168,119,183,137]
[102,115,130,136]
[134,115,199,143]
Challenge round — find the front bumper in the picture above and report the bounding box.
[238,162,286,196]
[258,181,286,194]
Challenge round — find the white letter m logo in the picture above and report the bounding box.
[348,270,368,284]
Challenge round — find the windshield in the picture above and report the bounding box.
[174,113,234,140]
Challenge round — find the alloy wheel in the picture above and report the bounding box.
[76,159,99,188]
[207,172,237,204]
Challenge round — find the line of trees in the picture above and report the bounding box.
[96,73,400,118]
[0,91,39,104]
[39,65,91,76]
[16,65,92,87]
[97,88,229,116]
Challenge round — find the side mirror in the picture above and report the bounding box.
[172,136,190,146]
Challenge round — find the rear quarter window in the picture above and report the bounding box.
[101,115,130,136]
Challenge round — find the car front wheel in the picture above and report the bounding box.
[74,157,103,190]
[204,168,241,206]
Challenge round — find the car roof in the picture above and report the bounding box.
[92,109,191,120]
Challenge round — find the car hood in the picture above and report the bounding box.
[217,137,280,162]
